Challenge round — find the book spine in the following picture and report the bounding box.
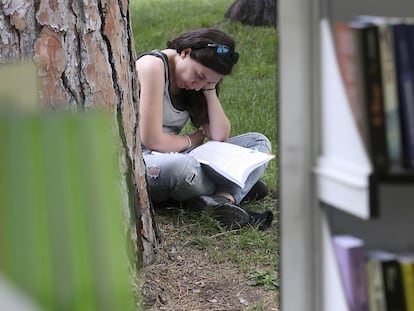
[360,24,389,174]
[407,20,414,86]
[377,22,404,171]
[333,22,368,149]
[392,23,414,169]
[381,259,407,311]
[406,22,414,169]
[400,261,414,311]
[333,236,369,311]
[366,257,387,311]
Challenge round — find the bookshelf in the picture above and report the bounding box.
[279,0,414,310]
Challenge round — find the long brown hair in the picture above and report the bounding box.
[167,28,238,128]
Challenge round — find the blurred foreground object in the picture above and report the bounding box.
[0,275,42,311]
[0,62,40,111]
[0,111,135,310]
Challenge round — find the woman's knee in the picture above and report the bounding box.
[251,132,271,153]
[169,156,215,200]
[145,153,196,181]
[227,132,272,154]
[144,153,213,201]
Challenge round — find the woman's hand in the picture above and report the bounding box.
[188,128,206,147]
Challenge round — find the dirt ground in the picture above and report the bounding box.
[139,209,279,311]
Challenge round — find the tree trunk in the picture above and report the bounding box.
[225,0,277,27]
[0,0,159,267]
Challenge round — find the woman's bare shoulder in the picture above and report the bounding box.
[135,53,164,73]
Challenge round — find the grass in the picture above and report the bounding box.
[130,0,278,309]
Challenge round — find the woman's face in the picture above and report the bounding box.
[174,48,224,91]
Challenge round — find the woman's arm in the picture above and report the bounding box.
[202,89,231,141]
[136,56,195,152]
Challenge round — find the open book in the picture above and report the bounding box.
[188,141,275,188]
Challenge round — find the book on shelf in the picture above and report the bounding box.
[365,250,407,311]
[358,21,389,174]
[333,21,369,149]
[355,15,406,172]
[334,17,389,173]
[382,253,406,311]
[398,254,414,311]
[365,251,387,311]
[332,234,369,311]
[333,15,414,174]
[392,21,414,170]
[375,17,405,171]
[184,141,274,188]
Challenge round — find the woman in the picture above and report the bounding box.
[136,28,273,230]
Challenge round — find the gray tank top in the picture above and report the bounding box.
[137,50,189,135]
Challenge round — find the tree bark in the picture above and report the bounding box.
[225,0,277,27]
[0,0,159,267]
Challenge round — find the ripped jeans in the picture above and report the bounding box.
[143,132,272,204]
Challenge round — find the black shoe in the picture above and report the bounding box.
[247,210,273,231]
[152,199,180,209]
[242,180,269,202]
[186,195,250,229]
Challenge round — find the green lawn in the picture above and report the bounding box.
[131,1,279,309]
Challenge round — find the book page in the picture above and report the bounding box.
[188,141,274,187]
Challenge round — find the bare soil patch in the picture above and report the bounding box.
[140,202,279,311]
